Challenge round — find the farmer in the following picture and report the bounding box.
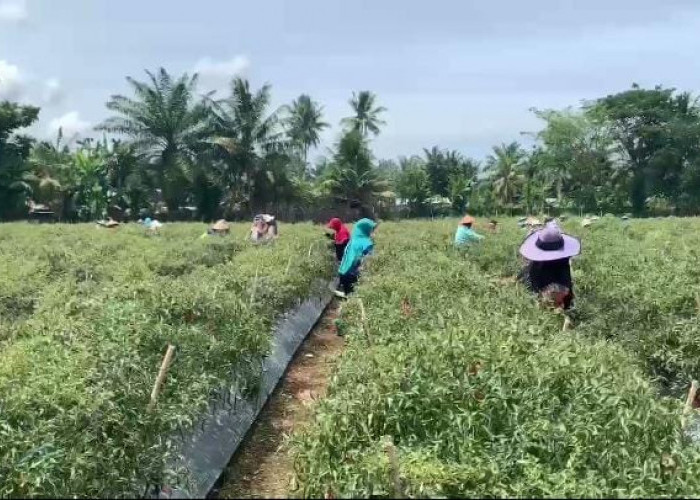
[142,217,163,235]
[326,217,351,262]
[488,219,499,233]
[97,217,120,229]
[250,214,278,243]
[454,215,484,247]
[336,218,377,298]
[517,221,581,310]
[208,219,230,236]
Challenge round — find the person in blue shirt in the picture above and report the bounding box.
[454,215,484,247]
[335,218,377,298]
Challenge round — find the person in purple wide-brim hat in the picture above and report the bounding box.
[517,222,581,310]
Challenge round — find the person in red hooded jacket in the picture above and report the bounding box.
[326,217,351,262]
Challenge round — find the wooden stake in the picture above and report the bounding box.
[250,267,259,306]
[562,315,572,331]
[358,299,371,345]
[383,437,404,498]
[148,344,176,413]
[683,380,699,429]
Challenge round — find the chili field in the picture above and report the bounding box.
[0,222,333,497]
[293,217,700,498]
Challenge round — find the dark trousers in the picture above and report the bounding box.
[335,241,348,262]
[338,273,358,294]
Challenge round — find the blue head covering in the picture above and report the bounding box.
[338,218,376,276]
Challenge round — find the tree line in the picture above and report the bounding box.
[2,71,700,222]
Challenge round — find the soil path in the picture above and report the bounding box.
[214,300,343,499]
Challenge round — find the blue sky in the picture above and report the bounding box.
[2,0,700,162]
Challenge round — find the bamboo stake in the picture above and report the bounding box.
[383,436,404,498]
[683,380,698,429]
[250,267,259,306]
[358,298,371,345]
[148,344,176,413]
[562,315,572,332]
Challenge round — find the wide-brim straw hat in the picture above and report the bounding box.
[461,215,475,225]
[519,222,581,262]
[211,219,230,231]
[105,220,120,228]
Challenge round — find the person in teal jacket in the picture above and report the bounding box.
[335,218,377,297]
[455,215,484,247]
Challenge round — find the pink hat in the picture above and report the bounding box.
[519,222,580,262]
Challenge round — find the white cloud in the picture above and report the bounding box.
[0,59,23,99]
[48,111,91,140]
[193,55,250,91]
[43,77,64,106]
[0,0,27,23]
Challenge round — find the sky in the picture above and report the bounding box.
[2,0,700,162]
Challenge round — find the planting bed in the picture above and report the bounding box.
[0,222,333,497]
[293,217,700,498]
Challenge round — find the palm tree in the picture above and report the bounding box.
[485,141,525,211]
[322,130,386,211]
[341,91,386,137]
[29,131,72,217]
[0,143,34,218]
[395,158,431,216]
[71,148,109,220]
[284,94,329,167]
[448,174,473,214]
[520,147,543,214]
[0,102,39,219]
[208,77,284,213]
[97,68,210,211]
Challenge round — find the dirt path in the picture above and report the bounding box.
[214,300,344,499]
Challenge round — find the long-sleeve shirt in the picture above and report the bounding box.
[454,226,484,246]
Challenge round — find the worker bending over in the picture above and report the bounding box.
[326,217,351,262]
[336,218,377,298]
[454,215,484,247]
[518,221,580,310]
[251,214,278,243]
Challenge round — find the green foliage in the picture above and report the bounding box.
[586,85,700,215]
[284,94,329,167]
[208,78,280,209]
[0,101,40,218]
[7,78,700,221]
[341,91,387,137]
[423,147,478,199]
[0,222,333,497]
[394,157,431,216]
[322,130,386,212]
[98,68,211,211]
[485,141,526,211]
[293,218,700,498]
[448,173,473,214]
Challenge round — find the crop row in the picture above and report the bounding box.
[293,218,700,497]
[0,223,332,497]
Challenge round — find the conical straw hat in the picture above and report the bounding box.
[212,219,230,231]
